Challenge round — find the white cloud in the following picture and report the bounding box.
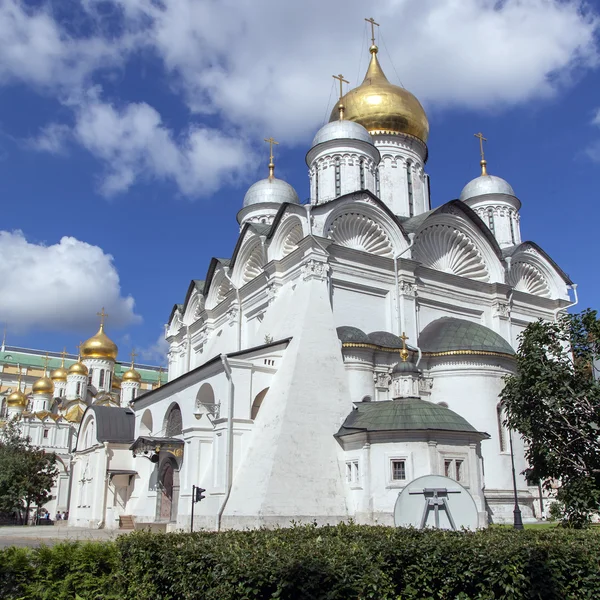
[591,107,600,126]
[4,0,600,194]
[139,329,169,365]
[0,230,140,333]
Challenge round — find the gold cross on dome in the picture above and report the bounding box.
[76,341,83,359]
[60,347,67,364]
[365,17,380,46]
[399,332,409,362]
[474,132,487,160]
[156,367,163,387]
[97,307,108,327]
[264,137,279,178]
[42,353,50,372]
[474,132,488,175]
[130,348,138,367]
[332,73,349,101]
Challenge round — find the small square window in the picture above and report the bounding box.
[43,429,49,439]
[455,460,464,482]
[391,460,406,481]
[444,459,452,478]
[444,458,465,483]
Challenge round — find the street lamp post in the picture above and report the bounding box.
[509,428,524,530]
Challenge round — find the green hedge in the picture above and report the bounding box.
[1,524,599,599]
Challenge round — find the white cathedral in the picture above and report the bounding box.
[68,34,576,531]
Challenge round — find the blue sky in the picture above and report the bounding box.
[0,0,598,365]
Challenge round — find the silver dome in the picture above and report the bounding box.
[311,120,373,147]
[459,174,515,201]
[243,177,300,207]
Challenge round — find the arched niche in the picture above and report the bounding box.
[195,382,218,418]
[163,403,183,437]
[251,387,269,420]
[206,269,233,310]
[140,409,153,436]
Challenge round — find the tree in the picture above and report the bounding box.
[501,309,600,527]
[0,419,58,524]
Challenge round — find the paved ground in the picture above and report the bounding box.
[0,524,127,548]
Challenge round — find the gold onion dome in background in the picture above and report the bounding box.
[50,365,68,381]
[81,324,118,361]
[122,367,141,383]
[32,376,54,395]
[330,45,429,144]
[68,360,88,376]
[7,388,27,407]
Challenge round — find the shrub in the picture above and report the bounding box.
[1,524,599,599]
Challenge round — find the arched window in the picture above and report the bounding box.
[497,403,507,452]
[88,369,93,386]
[335,157,341,197]
[375,169,380,197]
[487,208,496,235]
[359,159,365,190]
[76,382,81,396]
[315,168,319,203]
[131,388,136,402]
[99,369,105,389]
[164,404,183,437]
[509,213,516,244]
[406,161,414,216]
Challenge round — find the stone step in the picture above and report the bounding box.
[119,515,135,530]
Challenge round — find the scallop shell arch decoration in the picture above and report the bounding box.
[216,276,232,304]
[414,224,489,282]
[282,223,303,257]
[242,244,264,284]
[509,261,550,297]
[327,213,394,258]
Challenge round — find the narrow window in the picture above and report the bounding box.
[359,159,365,190]
[346,462,352,483]
[346,460,360,483]
[43,429,49,439]
[455,460,464,482]
[131,388,136,402]
[315,168,319,203]
[509,213,516,244]
[335,157,341,197]
[106,372,112,390]
[497,404,507,452]
[375,169,380,197]
[99,369,105,389]
[59,388,64,397]
[444,459,452,478]
[406,162,414,216]
[76,382,81,396]
[88,369,93,386]
[391,459,406,481]
[487,208,495,235]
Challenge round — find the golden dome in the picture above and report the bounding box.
[32,376,54,395]
[6,388,27,407]
[50,366,68,381]
[81,324,118,360]
[122,367,141,383]
[330,45,429,143]
[68,360,88,376]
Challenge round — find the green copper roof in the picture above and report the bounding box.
[337,399,484,437]
[418,318,514,356]
[1,347,165,383]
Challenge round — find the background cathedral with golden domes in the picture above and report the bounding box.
[0,315,164,517]
[9,21,578,529]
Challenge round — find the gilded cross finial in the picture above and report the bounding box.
[42,353,50,374]
[399,332,409,362]
[76,341,83,361]
[156,367,163,388]
[365,17,380,46]
[264,137,279,179]
[60,347,67,367]
[332,73,349,120]
[130,348,138,368]
[474,132,488,176]
[97,307,108,328]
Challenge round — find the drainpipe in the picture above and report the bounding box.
[216,354,235,532]
[224,269,242,351]
[553,283,578,321]
[394,233,416,336]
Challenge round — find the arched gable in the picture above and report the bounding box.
[320,194,410,258]
[77,409,97,451]
[230,235,266,287]
[204,260,233,310]
[413,201,505,283]
[270,215,306,260]
[507,242,571,300]
[167,304,184,337]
